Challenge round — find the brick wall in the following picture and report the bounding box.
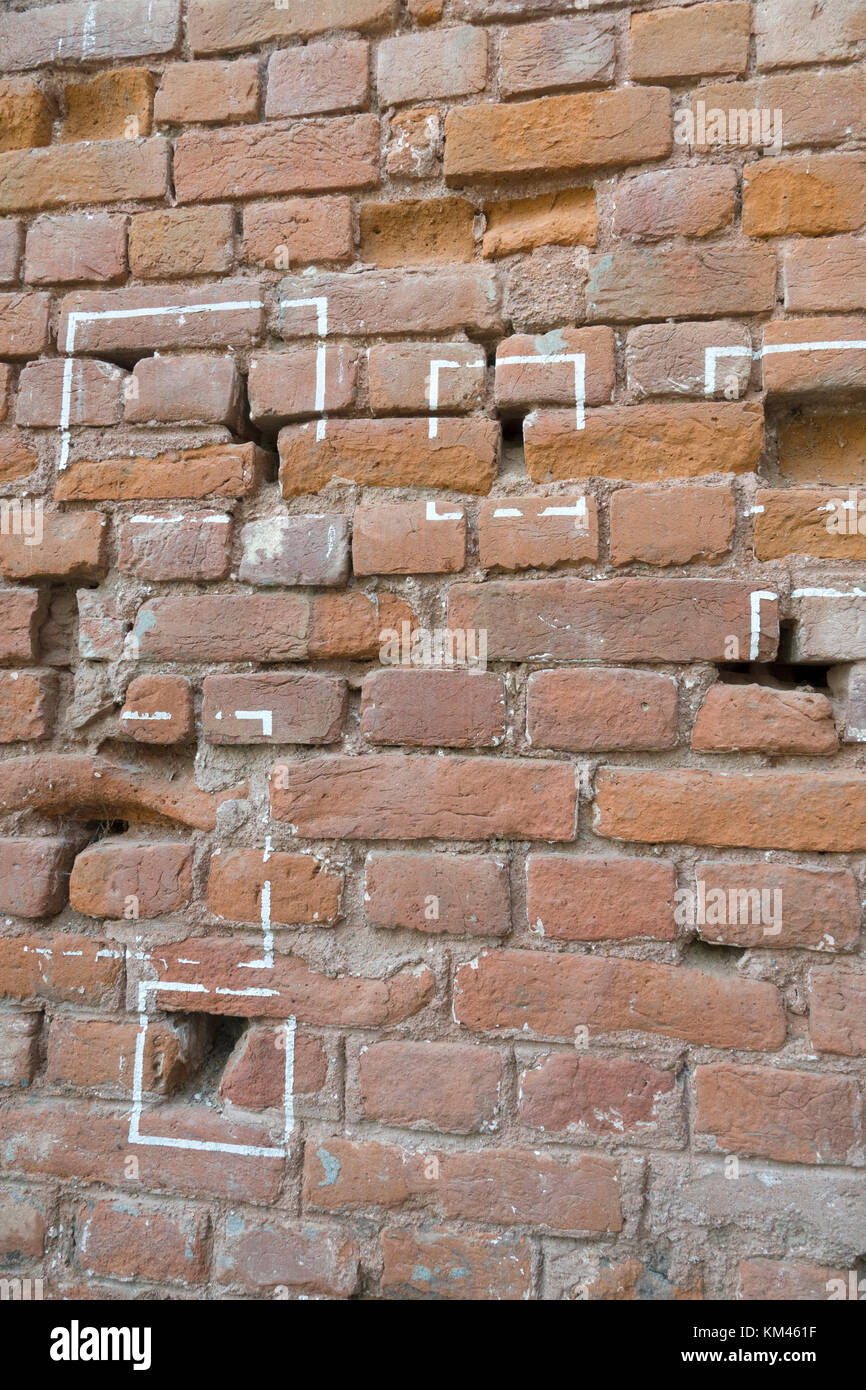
[0,0,865,1302]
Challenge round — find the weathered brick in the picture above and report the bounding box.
[478,494,599,569]
[188,0,395,55]
[696,1065,858,1164]
[203,672,347,745]
[482,188,597,257]
[279,418,499,496]
[0,139,169,214]
[0,222,22,284]
[155,59,260,124]
[762,317,866,396]
[70,840,192,919]
[524,402,764,483]
[385,104,442,180]
[810,968,866,1056]
[0,1190,46,1259]
[365,851,510,936]
[128,206,234,280]
[626,321,753,400]
[58,282,264,355]
[220,1027,329,1106]
[454,949,785,1049]
[359,1041,502,1133]
[595,767,866,852]
[520,1054,679,1139]
[739,1259,850,1301]
[587,245,776,321]
[46,1016,204,1094]
[266,40,368,118]
[248,349,358,424]
[361,669,505,747]
[528,668,677,752]
[382,1228,531,1301]
[747,155,866,238]
[692,683,838,755]
[132,593,308,662]
[444,87,671,181]
[215,1214,359,1297]
[0,511,107,582]
[527,855,676,941]
[118,675,195,745]
[614,167,737,240]
[0,0,181,71]
[682,71,866,152]
[785,237,866,314]
[16,358,126,427]
[754,0,866,69]
[174,116,379,202]
[117,510,234,579]
[304,1138,621,1233]
[0,670,57,743]
[630,2,750,81]
[368,342,485,414]
[279,267,502,338]
[0,78,54,153]
[786,590,866,662]
[242,197,353,269]
[238,514,350,587]
[0,934,122,1007]
[207,848,343,926]
[609,484,736,566]
[76,1197,208,1286]
[495,327,614,412]
[499,16,615,96]
[270,754,577,840]
[378,27,487,106]
[62,68,154,143]
[55,443,265,502]
[0,590,43,663]
[778,413,866,487]
[691,862,859,951]
[0,837,75,918]
[24,213,127,285]
[0,1013,40,1087]
[0,292,51,356]
[449,578,778,663]
[360,197,475,266]
[353,501,466,575]
[125,354,242,427]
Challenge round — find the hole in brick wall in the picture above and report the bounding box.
[85,818,130,839]
[194,1014,246,1096]
[713,661,832,692]
[500,417,527,477]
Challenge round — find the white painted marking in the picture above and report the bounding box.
[704,338,866,396]
[749,590,778,662]
[498,352,586,430]
[121,710,172,722]
[492,507,523,518]
[426,500,463,522]
[234,709,273,736]
[427,358,483,438]
[283,296,328,439]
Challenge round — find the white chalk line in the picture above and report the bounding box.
[282,296,328,440]
[704,339,866,396]
[428,357,485,438]
[499,352,587,432]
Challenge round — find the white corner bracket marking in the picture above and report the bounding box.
[749,590,778,662]
[498,352,587,431]
[282,295,329,440]
[704,338,866,397]
[427,357,485,438]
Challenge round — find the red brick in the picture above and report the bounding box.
[353,501,466,575]
[0,837,75,917]
[266,40,369,117]
[203,673,347,745]
[524,402,764,483]
[626,321,753,400]
[238,514,350,587]
[215,1213,359,1297]
[630,2,750,81]
[527,855,676,942]
[755,0,866,69]
[0,1013,40,1086]
[365,851,510,937]
[174,116,379,202]
[247,348,358,424]
[241,197,353,269]
[0,1190,46,1259]
[609,485,736,566]
[378,27,487,106]
[483,188,597,257]
[220,1027,329,1106]
[0,670,56,743]
[129,206,234,281]
[528,668,677,753]
[280,417,499,496]
[0,78,54,153]
[691,862,859,952]
[587,245,776,321]
[495,327,614,412]
[0,138,169,214]
[368,342,485,414]
[614,167,737,240]
[499,16,615,96]
[810,968,866,1056]
[16,358,126,427]
[744,155,866,237]
[117,513,232,582]
[739,1259,850,1301]
[271,754,577,841]
[70,840,193,919]
[359,196,475,267]
[784,236,866,314]
[62,67,154,144]
[0,292,51,356]
[762,317,866,396]
[188,0,395,54]
[125,354,242,428]
[0,511,107,582]
[595,767,866,852]
[520,1054,679,1139]
[76,1197,208,1286]
[0,1100,282,1204]
[132,593,307,662]
[0,589,43,663]
[692,683,838,755]
[756,486,866,560]
[58,282,264,355]
[0,222,22,283]
[0,0,181,71]
[154,59,260,125]
[206,849,343,926]
[130,937,433,1026]
[304,1138,621,1233]
[361,669,505,747]
[0,433,37,483]
[454,949,786,1049]
[479,494,598,570]
[118,675,195,745]
[444,87,671,181]
[385,105,442,180]
[0,933,122,1007]
[55,443,265,502]
[46,1016,205,1094]
[449,579,778,663]
[279,267,502,337]
[682,71,866,152]
[382,1227,531,1300]
[359,1041,503,1133]
[696,1064,858,1164]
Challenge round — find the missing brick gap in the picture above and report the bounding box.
[713,660,832,692]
